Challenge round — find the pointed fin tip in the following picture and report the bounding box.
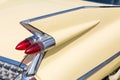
[51,19,100,46]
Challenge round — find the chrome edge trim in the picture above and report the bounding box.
[0,56,27,68]
[77,51,120,80]
[21,6,120,23]
[26,51,45,76]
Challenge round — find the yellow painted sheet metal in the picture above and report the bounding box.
[0,0,91,61]
[30,8,120,46]
[37,19,120,80]
[0,0,103,62]
[30,8,120,80]
[0,0,120,80]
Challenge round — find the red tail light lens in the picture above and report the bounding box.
[16,39,32,50]
[25,43,43,54]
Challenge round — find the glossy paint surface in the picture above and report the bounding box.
[0,0,120,80]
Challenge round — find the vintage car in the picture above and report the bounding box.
[0,0,120,80]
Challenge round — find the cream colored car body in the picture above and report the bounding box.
[0,0,120,80]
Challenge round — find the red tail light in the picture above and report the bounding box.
[25,43,43,54]
[16,39,32,50]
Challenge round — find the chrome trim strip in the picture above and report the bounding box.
[21,5,120,24]
[77,51,120,80]
[20,5,120,35]
[0,56,27,68]
[26,51,46,76]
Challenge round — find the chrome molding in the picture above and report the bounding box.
[26,51,45,76]
[20,5,120,24]
[0,56,27,69]
[77,51,120,80]
[14,52,45,80]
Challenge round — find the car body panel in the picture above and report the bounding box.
[0,0,120,80]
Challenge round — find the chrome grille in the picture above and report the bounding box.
[0,56,27,80]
